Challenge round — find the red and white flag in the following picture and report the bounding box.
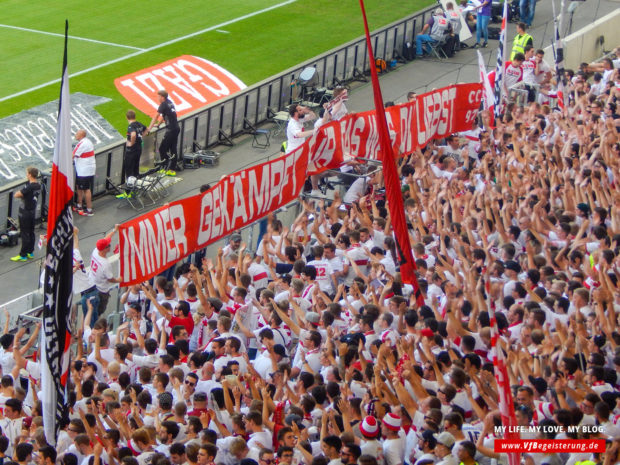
[477,50,495,112]
[41,20,74,446]
[488,301,520,465]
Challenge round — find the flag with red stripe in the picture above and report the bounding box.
[488,299,520,465]
[41,20,74,446]
[477,50,495,112]
[492,0,508,121]
[358,0,424,307]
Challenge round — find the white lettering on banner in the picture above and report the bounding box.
[385,112,398,150]
[417,87,457,145]
[350,116,367,155]
[469,89,483,104]
[248,165,271,218]
[268,159,285,211]
[197,181,230,245]
[122,226,150,282]
[197,153,301,246]
[399,105,415,154]
[121,206,187,282]
[230,172,248,226]
[309,125,337,171]
[169,205,188,259]
[365,115,379,159]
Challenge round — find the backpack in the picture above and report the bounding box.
[375,58,387,73]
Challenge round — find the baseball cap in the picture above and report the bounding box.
[436,431,455,448]
[421,328,434,338]
[230,233,242,242]
[96,237,111,251]
[273,344,287,358]
[305,312,320,325]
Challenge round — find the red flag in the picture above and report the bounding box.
[41,20,74,446]
[488,302,520,465]
[358,0,424,307]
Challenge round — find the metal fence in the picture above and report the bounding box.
[0,4,435,229]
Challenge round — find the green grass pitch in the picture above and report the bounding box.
[0,0,432,132]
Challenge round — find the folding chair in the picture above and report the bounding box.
[106,177,145,210]
[268,108,289,136]
[243,118,271,149]
[135,168,170,206]
[427,36,449,59]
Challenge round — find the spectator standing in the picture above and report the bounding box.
[118,110,147,199]
[72,129,96,216]
[474,0,491,48]
[520,0,536,27]
[146,90,180,176]
[510,22,533,60]
[89,225,122,319]
[10,166,41,262]
[285,104,316,155]
[446,2,463,52]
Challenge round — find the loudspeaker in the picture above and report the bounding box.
[298,67,318,87]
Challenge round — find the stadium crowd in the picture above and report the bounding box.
[2,34,620,465]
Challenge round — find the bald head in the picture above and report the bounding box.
[75,129,87,140]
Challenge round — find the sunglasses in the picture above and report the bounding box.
[184,380,196,387]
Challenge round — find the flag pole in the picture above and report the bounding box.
[41,19,74,446]
[492,0,508,125]
[357,0,424,307]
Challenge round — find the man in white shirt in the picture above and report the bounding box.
[321,435,343,465]
[72,129,96,216]
[245,411,272,451]
[382,413,406,465]
[89,227,122,318]
[286,104,316,154]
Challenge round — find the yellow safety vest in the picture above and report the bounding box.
[510,33,533,60]
[574,461,596,465]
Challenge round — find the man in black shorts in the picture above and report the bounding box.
[117,110,147,198]
[146,90,180,176]
[11,166,41,262]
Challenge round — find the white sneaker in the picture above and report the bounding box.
[310,189,325,197]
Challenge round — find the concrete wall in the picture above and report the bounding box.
[544,8,620,69]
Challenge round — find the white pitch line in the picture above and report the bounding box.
[0,23,145,51]
[215,29,230,34]
[0,0,297,103]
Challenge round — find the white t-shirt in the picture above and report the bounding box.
[307,259,334,293]
[89,249,114,293]
[383,436,406,465]
[73,248,92,294]
[73,137,96,177]
[286,118,306,154]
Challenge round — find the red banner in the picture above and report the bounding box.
[119,83,482,285]
[120,149,308,285]
[305,82,482,173]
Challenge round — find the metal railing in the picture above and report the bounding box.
[0,4,435,229]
